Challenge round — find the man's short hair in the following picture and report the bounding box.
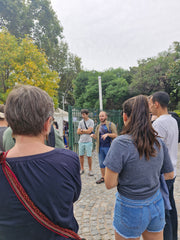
[152,91,169,108]
[81,109,89,115]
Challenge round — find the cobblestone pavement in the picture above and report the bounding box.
[74,144,180,240]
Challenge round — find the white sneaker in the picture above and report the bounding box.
[88,170,94,176]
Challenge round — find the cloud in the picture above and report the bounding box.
[51,0,180,70]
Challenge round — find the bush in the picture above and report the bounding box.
[174,110,180,117]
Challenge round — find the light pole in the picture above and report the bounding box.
[62,94,65,110]
[98,76,103,111]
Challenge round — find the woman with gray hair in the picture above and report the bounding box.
[0,85,81,240]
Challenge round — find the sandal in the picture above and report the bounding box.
[96,177,104,184]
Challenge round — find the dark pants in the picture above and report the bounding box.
[164,178,178,240]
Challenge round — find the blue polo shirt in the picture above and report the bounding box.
[0,148,81,240]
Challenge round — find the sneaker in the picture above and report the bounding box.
[80,170,84,175]
[88,170,94,176]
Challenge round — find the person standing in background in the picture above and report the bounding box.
[0,104,8,151]
[91,111,117,184]
[77,109,94,176]
[149,91,178,240]
[104,95,174,240]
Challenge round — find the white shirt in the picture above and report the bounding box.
[153,114,178,176]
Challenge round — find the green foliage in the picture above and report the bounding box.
[167,59,180,108]
[105,77,129,109]
[129,42,180,109]
[0,30,60,106]
[0,0,82,108]
[174,110,180,116]
[73,42,180,110]
[0,0,63,67]
[73,71,99,109]
[73,69,129,110]
[58,50,82,109]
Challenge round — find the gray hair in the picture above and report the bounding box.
[5,85,54,136]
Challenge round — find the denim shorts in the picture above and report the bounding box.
[99,147,109,168]
[113,189,165,239]
[79,142,93,157]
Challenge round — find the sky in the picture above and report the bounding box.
[51,0,180,71]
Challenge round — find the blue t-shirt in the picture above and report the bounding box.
[0,148,81,240]
[99,124,111,148]
[104,134,174,200]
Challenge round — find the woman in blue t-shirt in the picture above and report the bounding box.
[104,95,174,240]
[0,85,81,240]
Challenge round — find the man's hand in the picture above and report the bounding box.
[101,133,109,140]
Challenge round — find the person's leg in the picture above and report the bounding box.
[100,168,105,178]
[87,156,92,171]
[115,231,140,240]
[86,142,93,174]
[79,142,85,173]
[142,230,163,240]
[100,147,109,178]
[164,178,178,240]
[99,147,105,177]
[96,147,105,183]
[164,209,173,240]
[79,156,84,172]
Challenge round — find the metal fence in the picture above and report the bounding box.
[68,106,123,153]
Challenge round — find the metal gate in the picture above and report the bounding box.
[68,106,123,153]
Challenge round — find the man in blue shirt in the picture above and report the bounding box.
[91,111,117,184]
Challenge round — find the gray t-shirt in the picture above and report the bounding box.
[153,114,178,176]
[104,134,173,200]
[78,119,94,143]
[0,127,8,151]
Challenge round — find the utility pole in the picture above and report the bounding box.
[98,76,103,110]
[62,94,65,110]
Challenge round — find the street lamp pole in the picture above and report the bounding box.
[62,94,65,110]
[98,76,103,110]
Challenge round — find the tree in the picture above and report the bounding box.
[73,71,98,108]
[0,30,60,106]
[73,69,129,110]
[58,51,82,109]
[0,0,82,106]
[167,60,180,108]
[0,30,19,101]
[105,77,129,109]
[0,0,63,69]
[129,42,180,108]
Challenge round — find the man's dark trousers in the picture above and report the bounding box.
[164,178,178,240]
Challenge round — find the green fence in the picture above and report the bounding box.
[68,106,123,153]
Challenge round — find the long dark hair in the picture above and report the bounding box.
[121,95,160,160]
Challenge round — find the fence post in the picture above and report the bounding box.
[68,105,73,151]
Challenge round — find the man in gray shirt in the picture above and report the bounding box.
[149,91,178,240]
[77,109,94,176]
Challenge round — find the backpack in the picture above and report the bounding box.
[108,122,112,133]
[169,112,180,143]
